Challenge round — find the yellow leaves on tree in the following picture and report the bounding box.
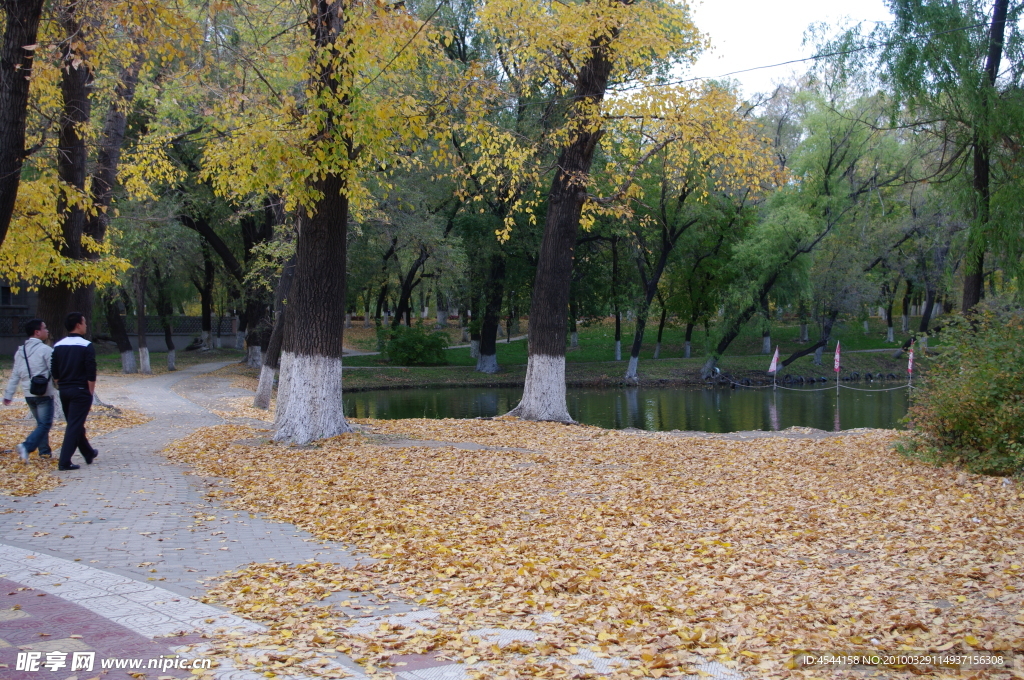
[200,2,439,216]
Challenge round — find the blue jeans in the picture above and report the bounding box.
[24,396,53,457]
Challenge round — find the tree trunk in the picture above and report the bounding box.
[684,321,694,359]
[507,39,613,420]
[885,299,895,343]
[254,256,295,409]
[476,254,504,374]
[103,290,136,373]
[392,247,429,328]
[901,278,913,331]
[135,270,151,374]
[275,174,351,443]
[653,305,667,360]
[612,235,621,361]
[963,0,1008,313]
[0,0,46,248]
[918,287,936,335]
[164,322,176,371]
[201,244,215,348]
[36,19,92,343]
[781,309,838,368]
[761,331,771,355]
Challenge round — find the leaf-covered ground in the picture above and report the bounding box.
[0,404,152,496]
[163,415,1023,679]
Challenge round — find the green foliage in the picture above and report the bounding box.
[900,304,1024,475]
[378,324,450,366]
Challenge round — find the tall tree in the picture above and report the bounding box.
[867,0,1024,311]
[203,0,441,443]
[0,0,46,248]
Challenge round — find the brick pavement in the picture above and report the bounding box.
[0,362,742,680]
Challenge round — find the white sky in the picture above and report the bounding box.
[687,0,895,97]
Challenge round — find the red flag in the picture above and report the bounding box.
[908,340,915,375]
[834,341,841,372]
[768,346,780,374]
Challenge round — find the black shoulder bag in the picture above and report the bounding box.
[22,344,50,396]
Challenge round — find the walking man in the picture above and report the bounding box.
[3,319,55,462]
[51,312,98,471]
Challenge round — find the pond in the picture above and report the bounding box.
[344,383,910,433]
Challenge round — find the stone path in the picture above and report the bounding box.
[0,363,742,680]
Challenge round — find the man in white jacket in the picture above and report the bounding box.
[3,319,55,462]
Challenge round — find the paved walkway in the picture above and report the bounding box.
[0,363,740,680]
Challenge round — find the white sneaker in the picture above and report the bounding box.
[16,443,28,463]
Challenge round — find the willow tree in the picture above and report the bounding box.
[857,0,1024,310]
[203,1,440,444]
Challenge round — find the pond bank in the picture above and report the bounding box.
[335,351,917,392]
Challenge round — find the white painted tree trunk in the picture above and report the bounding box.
[254,365,276,409]
[614,340,621,361]
[214,335,222,349]
[506,355,572,422]
[274,352,351,444]
[919,335,928,351]
[684,341,691,359]
[436,307,446,328]
[274,352,294,429]
[476,353,499,374]
[800,324,809,343]
[201,331,210,350]
[461,328,470,342]
[422,306,429,319]
[166,350,176,372]
[570,331,578,348]
[813,345,824,366]
[235,331,245,350]
[497,325,506,338]
[653,342,660,359]
[762,335,771,355]
[469,340,480,358]
[120,350,137,374]
[901,314,909,332]
[344,313,352,329]
[700,356,717,379]
[624,355,639,380]
[138,347,151,374]
[863,320,870,333]
[363,315,371,328]
[246,345,263,369]
[886,326,895,343]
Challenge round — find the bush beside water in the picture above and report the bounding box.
[900,304,1024,475]
[377,324,450,366]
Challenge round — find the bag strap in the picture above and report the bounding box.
[22,342,49,380]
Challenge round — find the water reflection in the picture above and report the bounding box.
[344,384,909,433]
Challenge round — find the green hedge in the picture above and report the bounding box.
[377,324,449,366]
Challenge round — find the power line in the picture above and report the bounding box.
[621,19,990,90]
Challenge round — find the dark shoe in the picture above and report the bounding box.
[83,449,97,465]
[39,452,52,459]
[58,464,80,471]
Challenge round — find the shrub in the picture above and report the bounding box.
[899,304,1024,475]
[377,324,449,366]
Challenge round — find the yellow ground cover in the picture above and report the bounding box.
[165,419,1023,679]
[0,404,151,496]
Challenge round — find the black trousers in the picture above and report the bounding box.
[59,388,96,468]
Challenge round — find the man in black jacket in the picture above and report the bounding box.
[51,312,98,471]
